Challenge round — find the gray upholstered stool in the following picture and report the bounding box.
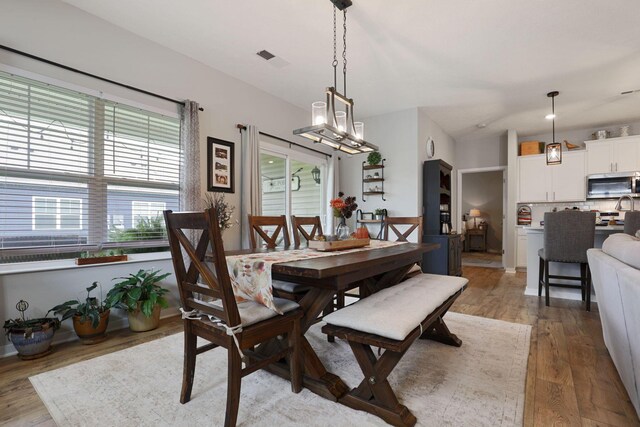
[624,211,640,236]
[538,211,596,311]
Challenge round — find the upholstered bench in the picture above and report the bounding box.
[322,273,468,427]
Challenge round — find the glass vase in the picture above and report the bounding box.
[335,216,350,240]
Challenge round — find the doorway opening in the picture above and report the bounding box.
[457,167,506,269]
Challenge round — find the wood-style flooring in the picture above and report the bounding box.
[1,266,638,426]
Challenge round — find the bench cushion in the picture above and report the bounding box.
[324,273,468,341]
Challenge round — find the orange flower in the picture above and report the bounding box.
[330,198,346,209]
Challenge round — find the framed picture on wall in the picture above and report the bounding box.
[207,137,235,193]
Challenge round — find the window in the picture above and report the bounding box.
[32,197,82,230]
[259,142,327,228]
[131,201,166,227]
[0,71,181,262]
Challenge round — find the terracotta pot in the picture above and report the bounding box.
[7,318,57,360]
[72,310,110,345]
[127,304,161,332]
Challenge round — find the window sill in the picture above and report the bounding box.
[0,252,172,276]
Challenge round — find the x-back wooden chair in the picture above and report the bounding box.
[164,208,302,427]
[247,214,291,249]
[291,215,323,247]
[247,214,310,302]
[383,216,424,279]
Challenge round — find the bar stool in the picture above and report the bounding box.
[538,211,596,311]
[624,211,640,236]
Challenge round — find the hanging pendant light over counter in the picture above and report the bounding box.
[293,0,378,155]
[546,91,562,165]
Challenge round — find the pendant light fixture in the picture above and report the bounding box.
[293,0,378,154]
[546,91,562,165]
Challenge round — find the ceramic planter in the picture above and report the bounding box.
[7,318,57,360]
[127,304,161,332]
[72,309,110,344]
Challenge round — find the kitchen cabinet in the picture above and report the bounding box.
[516,228,527,268]
[518,151,585,202]
[586,136,640,174]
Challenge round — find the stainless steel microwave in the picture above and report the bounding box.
[586,172,640,199]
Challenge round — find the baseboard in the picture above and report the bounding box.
[505,268,517,274]
[523,287,598,303]
[1,307,180,359]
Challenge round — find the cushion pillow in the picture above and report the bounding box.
[602,233,640,270]
[209,297,299,327]
[324,273,468,341]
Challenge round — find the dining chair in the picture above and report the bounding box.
[624,211,640,236]
[383,216,424,279]
[164,208,302,427]
[538,210,596,311]
[247,214,310,301]
[247,214,291,249]
[291,215,323,247]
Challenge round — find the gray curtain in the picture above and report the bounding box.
[326,154,340,233]
[179,100,201,212]
[240,125,262,249]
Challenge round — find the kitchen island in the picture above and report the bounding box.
[522,225,624,301]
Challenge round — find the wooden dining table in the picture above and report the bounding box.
[243,242,440,406]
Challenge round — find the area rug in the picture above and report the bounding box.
[30,312,530,427]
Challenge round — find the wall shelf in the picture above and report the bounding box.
[362,159,386,201]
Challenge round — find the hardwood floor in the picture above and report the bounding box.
[1,266,638,426]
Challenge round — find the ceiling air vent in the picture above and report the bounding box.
[257,50,275,61]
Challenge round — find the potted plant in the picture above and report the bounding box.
[105,269,171,332]
[48,282,110,345]
[367,151,382,166]
[3,300,59,360]
[374,208,387,220]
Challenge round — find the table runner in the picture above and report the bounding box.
[226,240,406,313]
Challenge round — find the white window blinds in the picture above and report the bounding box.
[0,71,181,262]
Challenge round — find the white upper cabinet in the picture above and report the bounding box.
[518,151,585,203]
[586,136,640,174]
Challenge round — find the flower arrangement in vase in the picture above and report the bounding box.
[330,192,358,239]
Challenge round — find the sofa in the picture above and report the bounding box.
[588,233,640,418]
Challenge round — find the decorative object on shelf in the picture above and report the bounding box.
[519,140,545,156]
[293,1,378,154]
[207,137,235,193]
[592,130,610,140]
[374,208,387,220]
[517,206,532,225]
[3,300,60,360]
[311,166,321,184]
[203,192,238,233]
[426,137,435,159]
[105,269,171,332]
[330,192,358,240]
[367,151,382,166]
[564,140,582,150]
[48,282,110,345]
[469,208,481,228]
[362,159,386,201]
[620,125,631,137]
[75,253,128,266]
[546,91,562,165]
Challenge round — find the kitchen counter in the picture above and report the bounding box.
[521,225,624,301]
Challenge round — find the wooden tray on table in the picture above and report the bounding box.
[308,238,370,252]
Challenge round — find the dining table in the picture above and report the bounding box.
[234,241,440,409]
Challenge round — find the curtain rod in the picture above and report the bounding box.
[0,44,204,111]
[236,124,332,158]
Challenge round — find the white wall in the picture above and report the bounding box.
[339,108,457,238]
[456,134,508,170]
[0,0,322,354]
[340,108,420,234]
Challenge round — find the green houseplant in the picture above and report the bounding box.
[366,151,382,166]
[105,269,171,332]
[4,300,60,360]
[48,282,110,344]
